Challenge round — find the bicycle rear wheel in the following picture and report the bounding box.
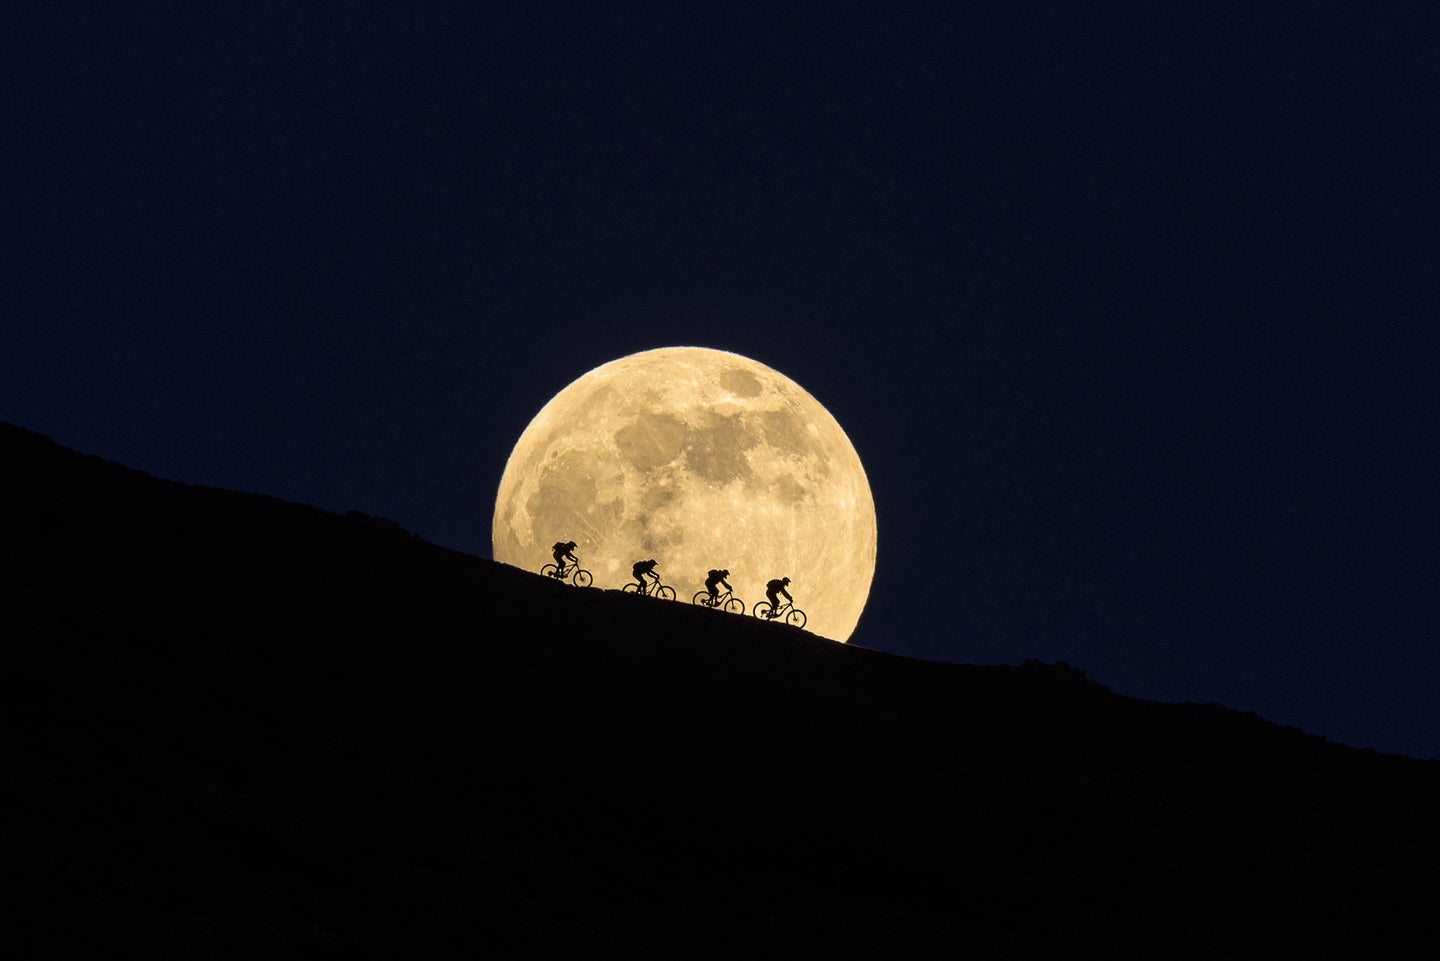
[692,591,712,607]
[622,583,639,594]
[571,569,593,588]
[752,602,773,620]
[540,563,560,579]
[785,608,807,629]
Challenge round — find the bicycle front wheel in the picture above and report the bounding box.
[785,608,807,629]
[571,569,593,588]
[724,597,745,615]
[656,585,676,601]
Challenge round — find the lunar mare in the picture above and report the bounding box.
[492,347,876,641]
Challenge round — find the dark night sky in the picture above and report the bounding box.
[4,4,1437,758]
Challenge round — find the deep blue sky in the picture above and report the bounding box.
[4,4,1436,758]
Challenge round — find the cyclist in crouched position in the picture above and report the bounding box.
[703,568,732,607]
[764,576,793,618]
[632,558,661,595]
[550,540,578,578]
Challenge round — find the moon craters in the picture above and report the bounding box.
[684,414,756,484]
[615,412,687,471]
[720,367,764,398]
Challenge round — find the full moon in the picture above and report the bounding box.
[492,347,877,641]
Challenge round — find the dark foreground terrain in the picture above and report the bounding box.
[6,422,1438,959]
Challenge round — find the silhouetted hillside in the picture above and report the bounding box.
[6,421,1439,959]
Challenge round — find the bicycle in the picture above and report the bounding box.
[539,560,593,588]
[622,575,676,601]
[752,599,807,629]
[692,588,745,615]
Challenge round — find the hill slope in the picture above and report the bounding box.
[6,422,1438,959]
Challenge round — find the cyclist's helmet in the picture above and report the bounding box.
[782,576,791,585]
[566,541,577,549]
[721,569,729,577]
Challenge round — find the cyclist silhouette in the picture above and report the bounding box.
[764,577,792,618]
[632,558,660,594]
[551,540,578,577]
[704,568,732,605]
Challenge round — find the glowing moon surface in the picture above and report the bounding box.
[492,347,877,641]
